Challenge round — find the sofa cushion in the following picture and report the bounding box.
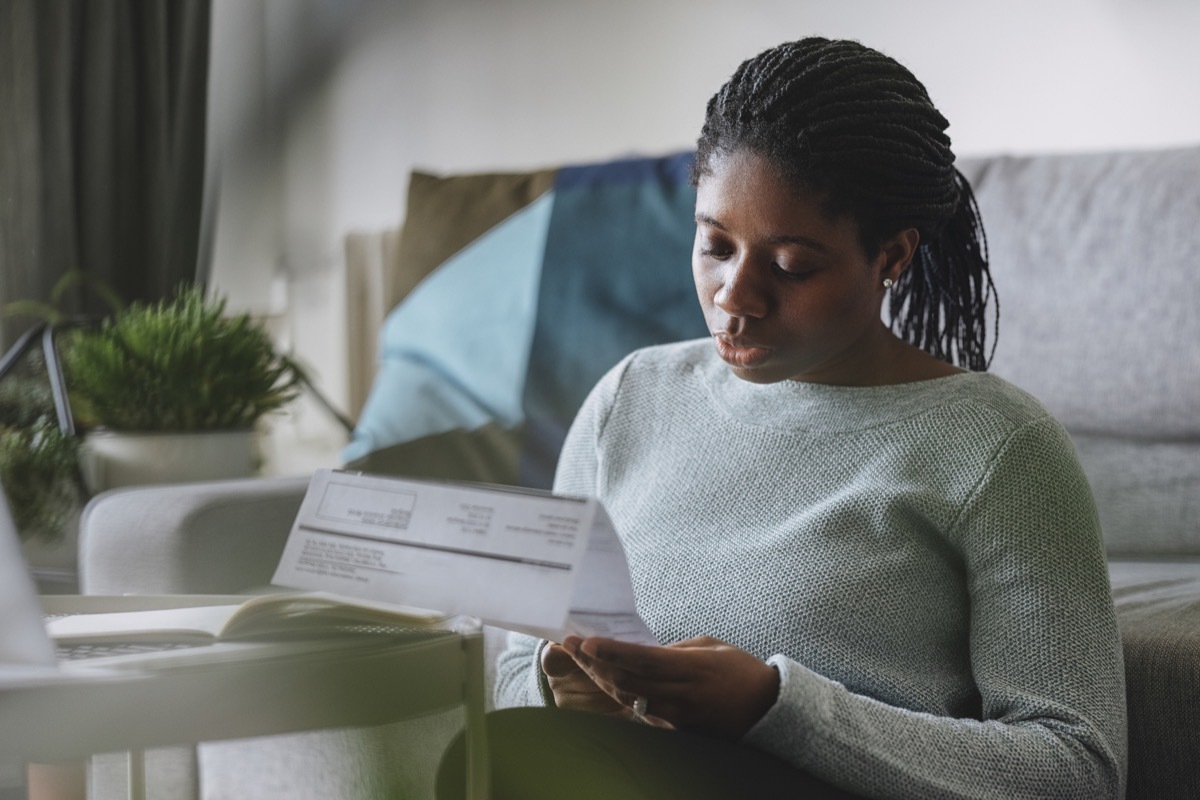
[958,146,1200,440]
[518,152,704,487]
[1108,559,1200,800]
[1072,433,1200,557]
[959,146,1200,557]
[343,191,554,469]
[392,168,557,306]
[345,152,706,488]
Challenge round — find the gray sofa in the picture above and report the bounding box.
[79,145,1200,799]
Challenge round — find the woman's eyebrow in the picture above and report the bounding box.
[694,212,829,253]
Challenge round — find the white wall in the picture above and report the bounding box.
[296,0,1200,237]
[204,0,1200,472]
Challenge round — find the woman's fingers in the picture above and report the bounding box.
[562,635,780,738]
[541,641,583,678]
[541,641,630,716]
[566,637,684,689]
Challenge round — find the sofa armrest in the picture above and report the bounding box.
[1109,558,1200,800]
[78,476,310,595]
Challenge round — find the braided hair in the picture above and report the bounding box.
[692,38,998,371]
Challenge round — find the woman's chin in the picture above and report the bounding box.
[726,359,811,385]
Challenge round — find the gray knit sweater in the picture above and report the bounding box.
[494,339,1127,799]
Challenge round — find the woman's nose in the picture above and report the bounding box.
[713,259,768,319]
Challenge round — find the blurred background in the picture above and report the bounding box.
[5,0,1200,473]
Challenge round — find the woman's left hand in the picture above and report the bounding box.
[561,635,779,740]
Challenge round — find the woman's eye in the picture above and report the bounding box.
[700,246,733,260]
[772,262,814,280]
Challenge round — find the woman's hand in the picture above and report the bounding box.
[561,635,780,739]
[541,641,636,718]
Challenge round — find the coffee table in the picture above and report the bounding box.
[2,598,489,800]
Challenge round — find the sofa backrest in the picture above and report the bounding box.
[348,147,1200,559]
[959,146,1200,557]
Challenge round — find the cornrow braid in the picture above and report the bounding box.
[692,37,998,371]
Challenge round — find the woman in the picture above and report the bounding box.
[441,37,1125,799]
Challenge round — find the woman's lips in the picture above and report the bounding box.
[713,334,772,368]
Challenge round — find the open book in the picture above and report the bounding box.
[45,591,450,645]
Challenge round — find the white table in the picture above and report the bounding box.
[2,597,489,800]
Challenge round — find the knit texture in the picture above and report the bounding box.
[494,338,1127,799]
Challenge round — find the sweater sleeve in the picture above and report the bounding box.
[492,631,554,709]
[743,416,1127,800]
[491,354,632,710]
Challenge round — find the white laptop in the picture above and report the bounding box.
[0,489,58,669]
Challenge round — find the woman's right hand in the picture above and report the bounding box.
[541,641,629,716]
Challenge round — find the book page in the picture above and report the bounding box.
[222,591,448,636]
[45,592,450,644]
[46,605,241,644]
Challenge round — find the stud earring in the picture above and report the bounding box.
[882,278,895,289]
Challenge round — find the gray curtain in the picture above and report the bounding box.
[0,0,211,347]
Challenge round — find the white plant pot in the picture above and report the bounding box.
[81,429,261,495]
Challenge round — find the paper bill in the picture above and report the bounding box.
[273,469,656,644]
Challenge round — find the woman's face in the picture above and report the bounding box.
[692,149,913,386]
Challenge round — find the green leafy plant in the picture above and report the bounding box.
[64,286,303,432]
[0,422,81,542]
[0,366,56,430]
[0,349,82,542]
[2,269,124,325]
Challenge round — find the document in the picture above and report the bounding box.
[272,469,657,644]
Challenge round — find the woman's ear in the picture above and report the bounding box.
[879,227,920,283]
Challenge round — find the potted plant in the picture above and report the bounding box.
[61,285,303,493]
[0,348,87,589]
[0,368,83,538]
[0,282,303,589]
